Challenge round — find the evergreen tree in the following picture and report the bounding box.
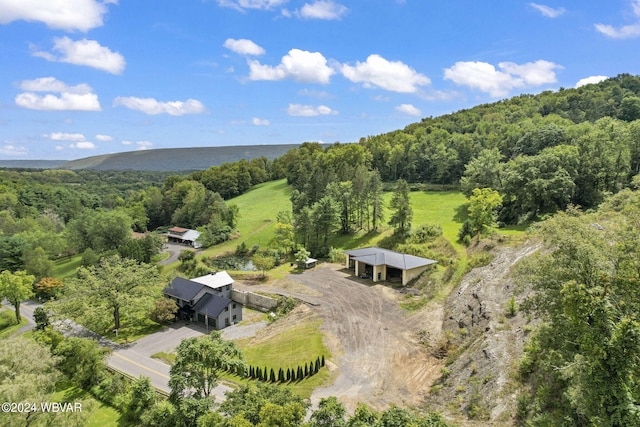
[388,179,413,236]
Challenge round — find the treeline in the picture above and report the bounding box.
[0,166,244,277]
[515,186,640,426]
[245,355,325,383]
[266,74,640,230]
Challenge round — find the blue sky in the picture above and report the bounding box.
[1,0,639,160]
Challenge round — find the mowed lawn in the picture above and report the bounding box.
[198,180,471,258]
[233,318,331,398]
[199,179,292,258]
[407,191,468,245]
[330,190,469,252]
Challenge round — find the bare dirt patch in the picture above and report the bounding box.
[234,265,444,411]
[289,265,444,412]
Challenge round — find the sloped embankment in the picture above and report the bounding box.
[428,241,540,426]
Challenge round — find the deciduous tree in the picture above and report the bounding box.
[169,332,245,401]
[467,187,503,235]
[56,255,159,331]
[0,270,34,323]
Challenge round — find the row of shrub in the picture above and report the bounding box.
[245,356,325,383]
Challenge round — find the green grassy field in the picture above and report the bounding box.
[52,255,82,280]
[152,316,331,398]
[196,179,292,260]
[231,317,331,398]
[197,179,470,257]
[52,381,121,426]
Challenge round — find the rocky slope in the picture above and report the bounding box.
[427,240,541,426]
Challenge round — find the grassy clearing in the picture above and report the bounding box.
[233,318,330,398]
[52,380,121,427]
[0,308,27,338]
[52,255,82,279]
[199,179,292,260]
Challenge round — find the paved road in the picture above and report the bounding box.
[3,300,243,400]
[159,243,196,266]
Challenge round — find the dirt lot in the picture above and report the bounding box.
[238,264,444,412]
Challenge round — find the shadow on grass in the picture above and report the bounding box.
[103,318,163,344]
[453,202,469,223]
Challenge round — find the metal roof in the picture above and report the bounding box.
[344,247,437,270]
[163,276,203,301]
[190,271,234,289]
[192,293,232,318]
[168,227,188,233]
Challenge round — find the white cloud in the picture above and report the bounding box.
[395,104,422,117]
[15,77,101,111]
[341,54,431,93]
[217,0,287,12]
[595,0,640,39]
[44,132,86,141]
[443,60,561,97]
[113,97,206,116]
[575,75,608,88]
[122,140,153,150]
[95,134,113,141]
[0,0,114,32]
[595,23,640,39]
[300,1,347,20]
[0,144,27,156]
[287,103,337,116]
[18,77,92,94]
[223,38,265,56]
[530,3,565,18]
[252,117,270,126]
[33,37,125,74]
[248,49,335,84]
[298,88,333,99]
[69,141,96,150]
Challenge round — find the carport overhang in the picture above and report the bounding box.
[344,249,437,285]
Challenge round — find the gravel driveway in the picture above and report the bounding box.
[237,264,443,411]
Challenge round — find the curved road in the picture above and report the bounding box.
[4,299,236,400]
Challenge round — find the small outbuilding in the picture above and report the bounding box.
[167,227,202,248]
[344,247,437,286]
[300,257,318,269]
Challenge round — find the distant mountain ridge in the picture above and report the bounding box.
[5,145,300,171]
[0,160,69,169]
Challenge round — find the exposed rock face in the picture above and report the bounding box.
[429,241,540,426]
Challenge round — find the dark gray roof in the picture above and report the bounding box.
[344,247,437,270]
[192,293,231,318]
[163,277,203,302]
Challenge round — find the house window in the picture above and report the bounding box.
[232,303,236,309]
[233,315,237,321]
[225,306,229,312]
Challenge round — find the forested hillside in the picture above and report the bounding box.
[262,74,640,229]
[2,74,640,427]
